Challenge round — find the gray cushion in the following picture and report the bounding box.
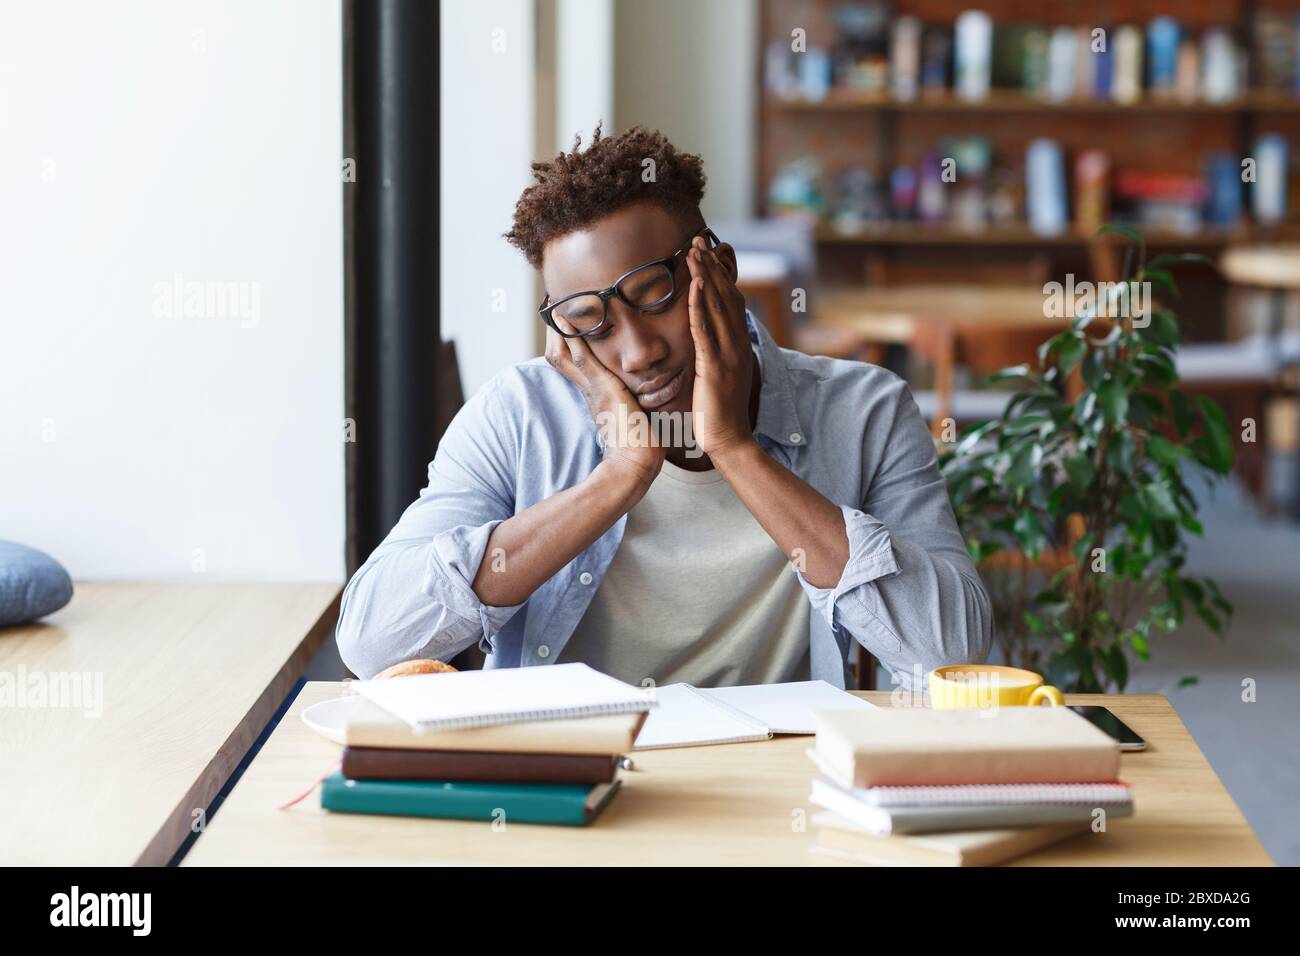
[0,541,74,626]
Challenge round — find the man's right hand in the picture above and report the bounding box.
[545,321,665,487]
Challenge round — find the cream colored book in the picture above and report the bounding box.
[811,811,1088,866]
[814,706,1120,788]
[345,699,648,755]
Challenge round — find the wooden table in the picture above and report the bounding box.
[183,683,1272,866]
[816,284,1056,345]
[815,284,1070,434]
[1221,244,1300,290]
[0,582,341,865]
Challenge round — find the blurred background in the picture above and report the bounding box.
[3,0,1298,862]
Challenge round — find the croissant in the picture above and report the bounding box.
[373,658,458,679]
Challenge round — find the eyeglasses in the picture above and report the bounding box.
[539,226,720,338]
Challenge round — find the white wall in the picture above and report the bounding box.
[556,0,613,148]
[613,0,758,221]
[440,0,539,397]
[0,0,345,581]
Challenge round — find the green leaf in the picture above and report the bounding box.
[1146,252,1215,272]
[1082,349,1108,391]
[1003,414,1052,436]
[1063,453,1095,490]
[1139,481,1181,520]
[1097,380,1129,423]
[1136,350,1177,386]
[1129,392,1163,429]
[1072,532,1095,562]
[1146,434,1184,468]
[1007,442,1043,488]
[1057,336,1087,376]
[981,364,1033,386]
[1004,387,1059,419]
[1074,390,1098,428]
[1142,268,1178,296]
[1038,332,1068,367]
[1118,494,1145,528]
[1194,603,1223,634]
[1097,223,1145,260]
[1139,309,1181,348]
[1101,645,1129,690]
[1194,396,1234,474]
[1177,676,1200,689]
[1013,509,1046,558]
[1205,578,1233,617]
[952,419,1000,455]
[1107,428,1136,474]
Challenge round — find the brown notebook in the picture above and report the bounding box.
[341,746,622,784]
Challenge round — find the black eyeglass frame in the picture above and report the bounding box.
[538,226,720,338]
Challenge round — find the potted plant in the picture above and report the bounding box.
[940,226,1234,693]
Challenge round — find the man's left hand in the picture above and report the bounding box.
[686,237,756,459]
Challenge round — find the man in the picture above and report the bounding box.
[336,125,990,690]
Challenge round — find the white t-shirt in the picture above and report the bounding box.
[559,458,812,688]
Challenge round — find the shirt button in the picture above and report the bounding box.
[537,645,550,659]
[789,432,803,444]
[579,571,593,585]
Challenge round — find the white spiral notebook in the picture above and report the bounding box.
[351,662,656,732]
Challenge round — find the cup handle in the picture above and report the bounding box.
[1028,685,1064,707]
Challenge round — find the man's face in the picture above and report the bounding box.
[540,203,718,415]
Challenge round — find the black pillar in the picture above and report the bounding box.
[346,0,440,571]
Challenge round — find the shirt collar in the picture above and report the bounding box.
[745,310,806,448]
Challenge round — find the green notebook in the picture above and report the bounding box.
[320,772,621,826]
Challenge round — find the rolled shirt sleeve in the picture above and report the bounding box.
[791,382,993,690]
[423,520,525,654]
[795,505,898,631]
[335,378,526,679]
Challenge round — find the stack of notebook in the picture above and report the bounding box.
[807,707,1132,866]
[321,664,654,826]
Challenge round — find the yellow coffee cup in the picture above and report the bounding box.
[928,664,1064,709]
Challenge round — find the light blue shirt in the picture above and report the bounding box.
[336,314,991,690]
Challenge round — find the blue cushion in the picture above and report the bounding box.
[0,541,74,626]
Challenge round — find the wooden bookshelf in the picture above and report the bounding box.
[814,222,1300,246]
[756,0,1300,339]
[771,89,1300,114]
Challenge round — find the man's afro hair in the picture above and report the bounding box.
[505,123,707,268]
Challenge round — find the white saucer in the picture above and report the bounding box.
[301,695,362,744]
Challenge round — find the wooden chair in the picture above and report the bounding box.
[911,318,1069,438]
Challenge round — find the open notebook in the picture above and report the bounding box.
[351,662,655,732]
[634,680,876,750]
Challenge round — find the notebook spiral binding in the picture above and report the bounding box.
[861,781,1133,808]
[411,698,655,733]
